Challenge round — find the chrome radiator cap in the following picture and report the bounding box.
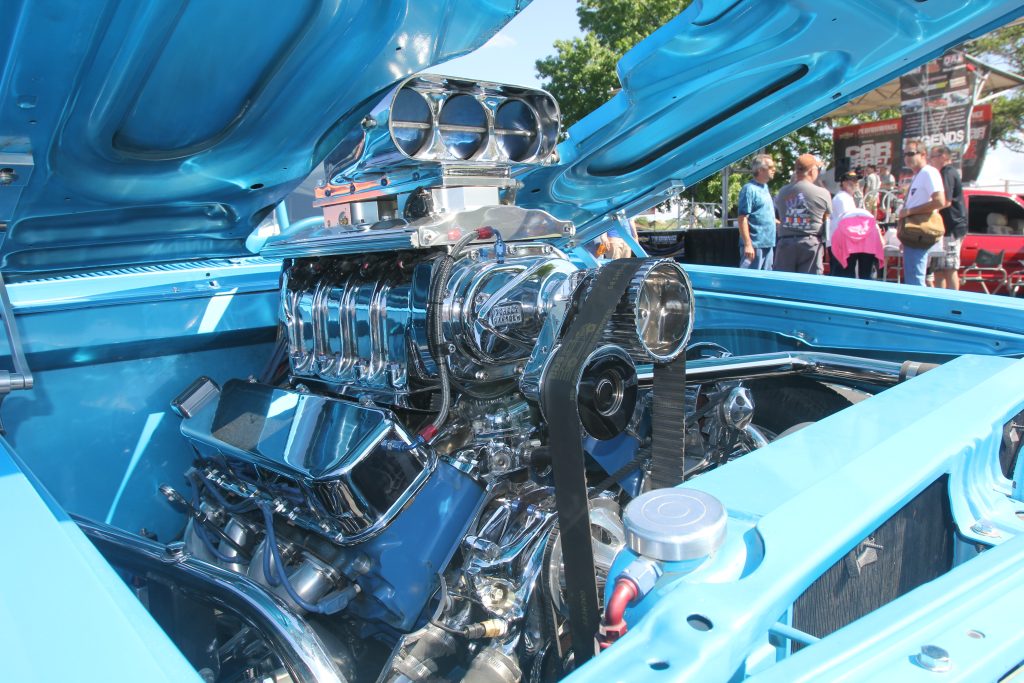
[623,488,726,562]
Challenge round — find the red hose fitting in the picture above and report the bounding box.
[476,226,495,239]
[597,578,638,650]
[418,424,438,442]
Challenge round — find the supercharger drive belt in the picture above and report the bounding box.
[541,258,687,665]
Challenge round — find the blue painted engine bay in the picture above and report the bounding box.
[3,1,1024,683]
[8,254,1024,682]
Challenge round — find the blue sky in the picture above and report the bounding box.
[439,0,581,87]
[439,0,1022,187]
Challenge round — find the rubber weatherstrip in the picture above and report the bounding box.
[541,258,645,666]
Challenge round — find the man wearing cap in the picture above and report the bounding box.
[828,170,859,276]
[737,154,778,270]
[773,153,832,275]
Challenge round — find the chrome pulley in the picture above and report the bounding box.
[604,258,694,364]
[575,345,638,441]
[543,497,626,617]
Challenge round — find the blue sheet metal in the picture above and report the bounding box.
[517,0,1024,244]
[749,533,1024,681]
[0,0,530,276]
[0,439,200,681]
[574,355,1024,681]
[687,265,1024,357]
[1,263,280,540]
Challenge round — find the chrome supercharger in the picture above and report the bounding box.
[280,242,580,406]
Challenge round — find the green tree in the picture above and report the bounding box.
[756,122,833,193]
[536,0,691,128]
[966,24,1024,152]
[535,33,620,130]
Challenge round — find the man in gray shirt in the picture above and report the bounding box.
[774,153,832,275]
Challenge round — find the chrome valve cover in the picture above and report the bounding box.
[180,379,435,544]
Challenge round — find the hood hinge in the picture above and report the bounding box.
[0,272,32,433]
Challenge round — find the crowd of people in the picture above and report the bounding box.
[737,140,967,288]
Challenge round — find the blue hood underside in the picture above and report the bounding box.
[0,0,1020,276]
[515,0,1024,245]
[0,0,528,277]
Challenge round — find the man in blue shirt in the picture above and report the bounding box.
[738,154,778,269]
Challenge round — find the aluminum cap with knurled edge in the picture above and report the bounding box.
[623,489,727,562]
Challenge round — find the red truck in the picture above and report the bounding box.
[958,188,1024,294]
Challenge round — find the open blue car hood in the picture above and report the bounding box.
[517,0,1024,245]
[0,0,1020,276]
[0,0,528,277]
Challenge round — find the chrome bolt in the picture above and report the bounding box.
[915,645,951,672]
[348,554,372,576]
[971,520,999,538]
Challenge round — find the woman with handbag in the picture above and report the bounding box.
[896,140,946,286]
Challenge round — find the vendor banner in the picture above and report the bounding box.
[962,104,992,184]
[832,118,901,179]
[832,106,992,184]
[899,50,972,168]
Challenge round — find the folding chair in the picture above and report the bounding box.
[882,245,902,283]
[961,249,1008,294]
[1008,262,1024,297]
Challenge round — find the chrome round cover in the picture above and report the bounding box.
[575,345,637,440]
[444,248,577,368]
[605,259,694,364]
[623,488,726,562]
